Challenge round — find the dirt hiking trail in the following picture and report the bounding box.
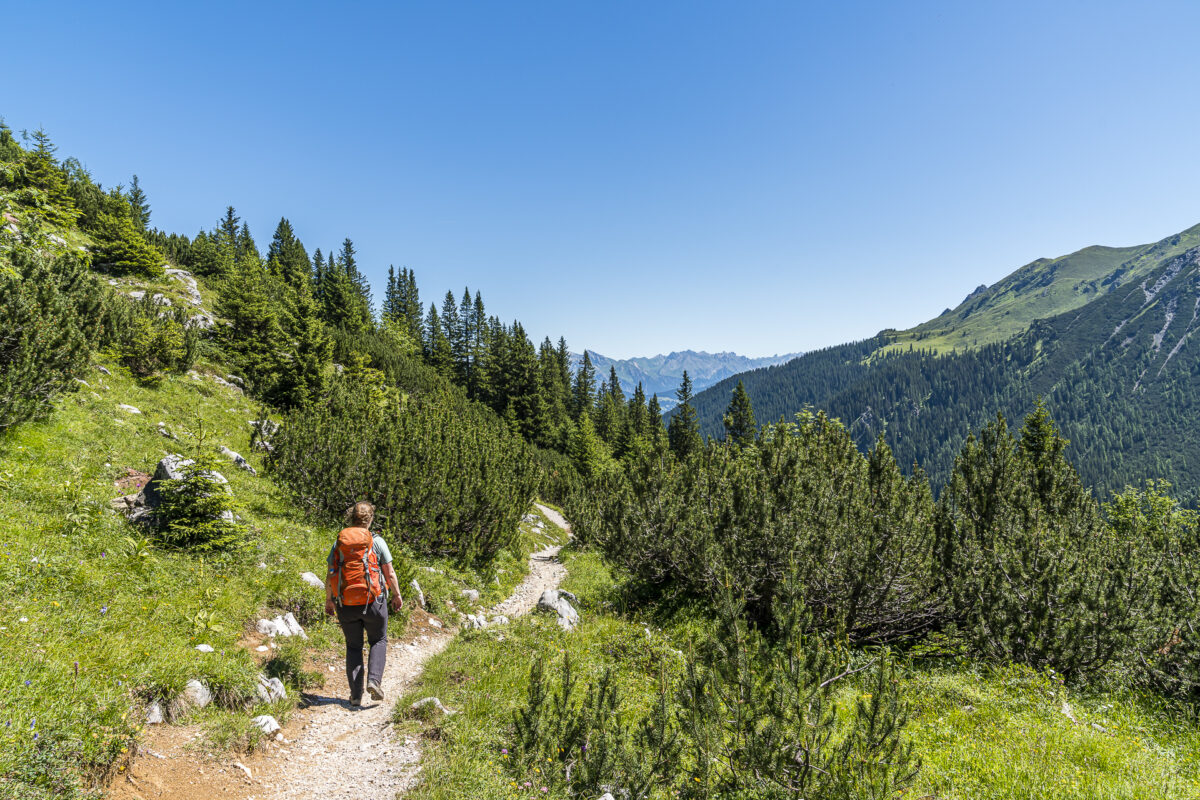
[111,504,570,800]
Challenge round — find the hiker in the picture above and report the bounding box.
[324,501,403,707]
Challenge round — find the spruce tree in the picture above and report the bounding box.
[339,237,373,324]
[215,206,241,272]
[722,380,757,446]
[265,218,312,292]
[572,351,597,420]
[442,290,467,382]
[237,221,260,264]
[127,174,151,230]
[215,254,288,395]
[667,370,701,460]
[382,266,402,323]
[24,129,78,227]
[425,303,452,374]
[628,382,649,438]
[569,411,608,481]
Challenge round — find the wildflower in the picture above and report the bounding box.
[101,605,108,615]
[541,789,548,794]
[501,748,508,755]
[23,681,30,687]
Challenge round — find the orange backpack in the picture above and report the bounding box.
[330,527,385,606]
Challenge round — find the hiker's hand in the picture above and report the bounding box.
[324,599,335,617]
[390,594,403,612]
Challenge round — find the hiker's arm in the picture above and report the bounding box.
[325,554,337,616]
[383,563,403,610]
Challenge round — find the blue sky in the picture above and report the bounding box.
[4,1,1199,358]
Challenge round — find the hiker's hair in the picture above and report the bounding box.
[347,501,375,528]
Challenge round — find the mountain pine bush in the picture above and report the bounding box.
[575,412,939,644]
[270,375,538,566]
[933,405,1149,678]
[0,248,104,430]
[512,589,917,799]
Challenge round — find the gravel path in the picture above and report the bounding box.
[258,510,570,800]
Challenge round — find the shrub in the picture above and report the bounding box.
[934,405,1149,679]
[1104,481,1200,701]
[111,299,198,380]
[0,248,103,431]
[89,211,165,277]
[271,375,538,566]
[511,589,918,800]
[573,412,940,644]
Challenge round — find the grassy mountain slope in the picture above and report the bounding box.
[0,355,556,798]
[687,243,1200,501]
[878,222,1200,355]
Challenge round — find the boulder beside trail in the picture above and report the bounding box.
[170,679,213,718]
[252,714,281,734]
[411,697,454,716]
[410,579,426,609]
[256,675,287,703]
[300,572,325,590]
[537,589,580,631]
[256,612,308,639]
[460,589,480,603]
[219,445,257,475]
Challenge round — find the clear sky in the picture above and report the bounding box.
[4,1,1199,358]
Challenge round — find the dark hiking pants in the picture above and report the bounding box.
[335,595,388,700]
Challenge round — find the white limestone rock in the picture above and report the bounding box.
[252,714,281,734]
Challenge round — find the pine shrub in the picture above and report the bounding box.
[934,406,1147,678]
[511,590,918,799]
[271,375,538,566]
[1104,481,1200,700]
[574,412,940,644]
[0,248,104,431]
[512,655,679,799]
[110,298,198,381]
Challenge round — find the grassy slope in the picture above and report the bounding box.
[877,222,1200,356]
[0,352,550,798]
[398,548,1200,800]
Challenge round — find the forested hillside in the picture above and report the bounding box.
[686,228,1200,502]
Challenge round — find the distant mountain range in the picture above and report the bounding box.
[679,221,1200,502]
[571,350,802,410]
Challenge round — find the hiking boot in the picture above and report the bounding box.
[350,695,362,708]
[366,681,384,701]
